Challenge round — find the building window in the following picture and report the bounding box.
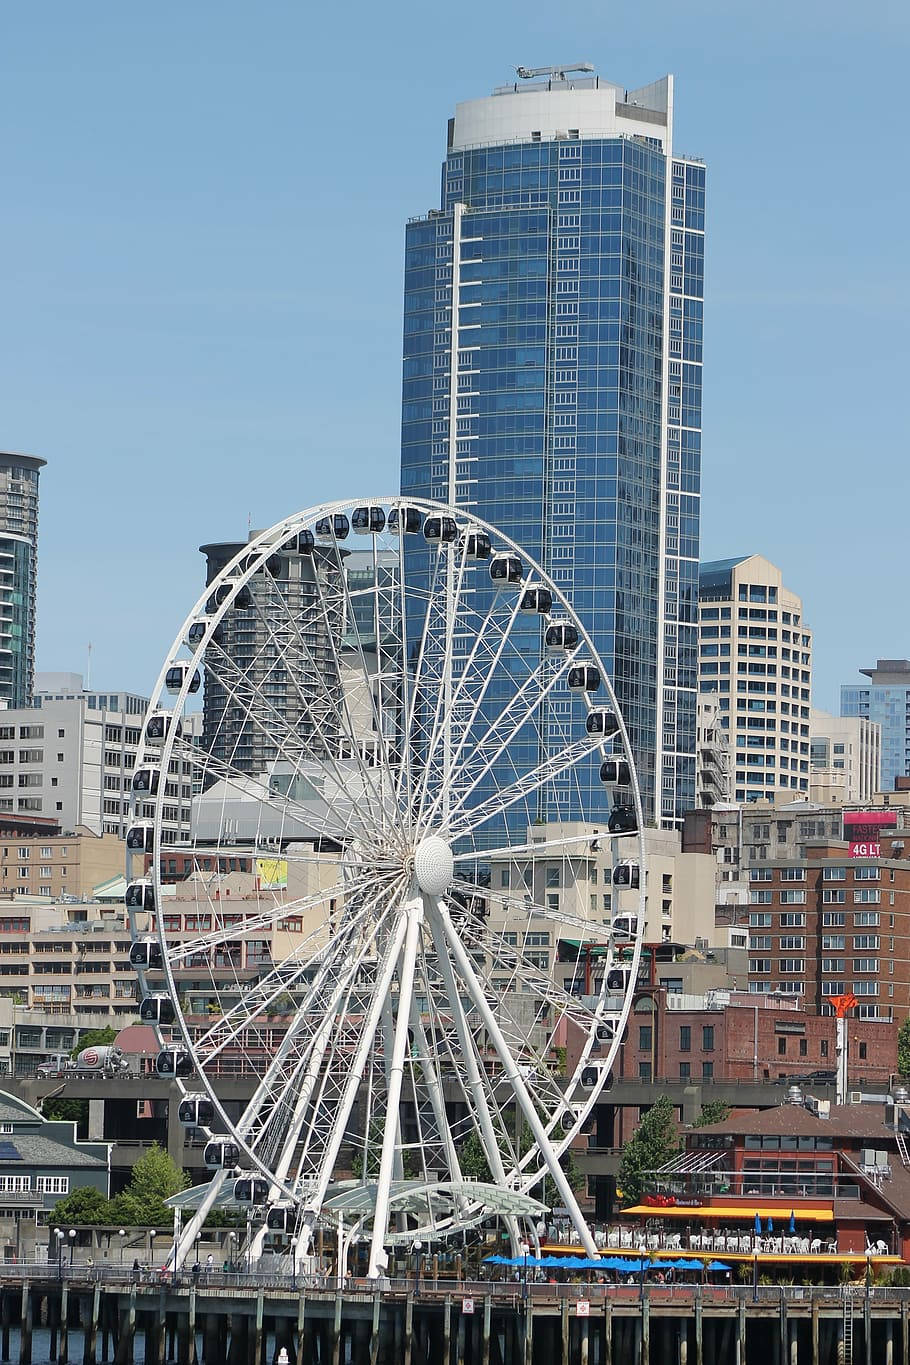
[702,1026,714,1052]
[702,1062,714,1079]
[679,1026,691,1052]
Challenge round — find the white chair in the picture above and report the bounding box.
[810,1239,821,1254]
[620,1229,633,1248]
[800,1239,810,1254]
[740,1236,751,1253]
[594,1229,606,1249]
[667,1234,681,1251]
[689,1234,701,1251]
[827,1241,837,1254]
[607,1229,620,1249]
[875,1240,888,1256]
[648,1234,660,1251]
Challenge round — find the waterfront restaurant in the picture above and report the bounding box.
[618,1094,910,1268]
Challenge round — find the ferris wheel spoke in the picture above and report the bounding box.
[163,870,375,967]
[429,896,597,1256]
[412,588,526,832]
[173,738,379,852]
[420,645,581,834]
[451,829,606,865]
[446,735,595,840]
[393,539,449,814]
[230,880,405,1153]
[242,578,391,836]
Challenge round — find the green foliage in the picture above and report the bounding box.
[887,1266,910,1287]
[350,1119,421,1179]
[457,1121,583,1209]
[42,1098,89,1130]
[617,1095,680,1205]
[898,1017,910,1077]
[50,1185,112,1226]
[71,1026,117,1059]
[692,1101,731,1128]
[108,1143,189,1227]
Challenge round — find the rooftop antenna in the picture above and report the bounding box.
[86,641,92,691]
[515,62,595,81]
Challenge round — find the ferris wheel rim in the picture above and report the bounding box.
[129,495,648,1248]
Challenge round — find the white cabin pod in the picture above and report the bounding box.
[607,805,637,834]
[165,663,201,695]
[126,822,154,854]
[567,665,600,692]
[296,529,315,555]
[131,766,159,795]
[146,710,182,744]
[612,860,640,888]
[156,1049,193,1078]
[463,530,491,560]
[140,994,175,1026]
[233,1177,270,1206]
[177,1094,214,1126]
[489,554,522,585]
[314,514,350,541]
[351,505,386,534]
[585,708,619,738]
[387,507,421,534]
[187,620,223,648]
[599,759,631,786]
[266,1205,295,1233]
[520,586,552,614]
[125,880,155,912]
[204,1140,241,1170]
[545,621,578,650]
[129,937,163,970]
[423,515,457,543]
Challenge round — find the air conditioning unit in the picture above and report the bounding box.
[849,1091,863,1104]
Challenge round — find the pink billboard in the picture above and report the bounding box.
[843,809,897,858]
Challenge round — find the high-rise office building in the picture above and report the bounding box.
[400,66,705,826]
[0,452,46,708]
[809,709,880,805]
[842,660,910,793]
[698,555,812,803]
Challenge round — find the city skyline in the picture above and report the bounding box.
[2,6,907,712]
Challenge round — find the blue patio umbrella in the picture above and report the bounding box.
[754,1213,762,1237]
[483,1255,508,1264]
[672,1259,705,1272]
[766,1216,774,1235]
[789,1210,796,1235]
[707,1261,731,1272]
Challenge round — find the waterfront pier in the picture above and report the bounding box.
[0,1270,906,1365]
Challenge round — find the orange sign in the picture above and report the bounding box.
[831,993,858,1018]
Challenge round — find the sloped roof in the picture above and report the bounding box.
[692,1103,892,1142]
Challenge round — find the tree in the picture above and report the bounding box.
[109,1143,189,1227]
[898,1017,910,1077]
[693,1101,731,1128]
[457,1122,583,1209]
[50,1185,111,1226]
[71,1026,117,1059]
[617,1095,680,1205]
[42,1097,89,1130]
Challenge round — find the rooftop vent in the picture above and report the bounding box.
[787,1085,804,1105]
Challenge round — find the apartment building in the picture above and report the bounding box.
[0,828,123,901]
[809,708,881,805]
[0,672,196,842]
[698,555,812,803]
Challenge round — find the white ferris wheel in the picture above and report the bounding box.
[125,497,646,1274]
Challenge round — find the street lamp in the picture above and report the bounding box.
[55,1228,64,1279]
[290,1237,298,1291]
[68,1228,76,1268]
[519,1239,531,1301]
[638,1243,647,1310]
[118,1230,126,1266]
[228,1231,237,1274]
[752,1249,759,1303]
[413,1239,423,1296]
[865,1248,872,1316]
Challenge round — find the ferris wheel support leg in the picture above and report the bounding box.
[298,912,411,1256]
[434,901,599,1259]
[367,896,422,1280]
[425,906,522,1256]
[172,1170,229,1269]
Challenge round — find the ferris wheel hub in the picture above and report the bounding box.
[413,835,454,896]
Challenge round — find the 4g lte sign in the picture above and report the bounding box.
[843,810,896,859]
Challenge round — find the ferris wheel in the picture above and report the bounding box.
[125,497,646,1273]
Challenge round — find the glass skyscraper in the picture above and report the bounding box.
[842,659,910,794]
[0,452,45,708]
[400,68,704,825]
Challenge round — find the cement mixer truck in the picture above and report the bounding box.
[37,1045,132,1079]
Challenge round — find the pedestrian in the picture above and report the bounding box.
[192,1261,201,1283]
[206,1252,214,1277]
[131,1258,140,1284]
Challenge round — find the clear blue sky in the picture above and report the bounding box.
[2,1,907,711]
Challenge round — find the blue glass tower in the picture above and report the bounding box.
[400,68,704,825]
[842,659,910,793]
